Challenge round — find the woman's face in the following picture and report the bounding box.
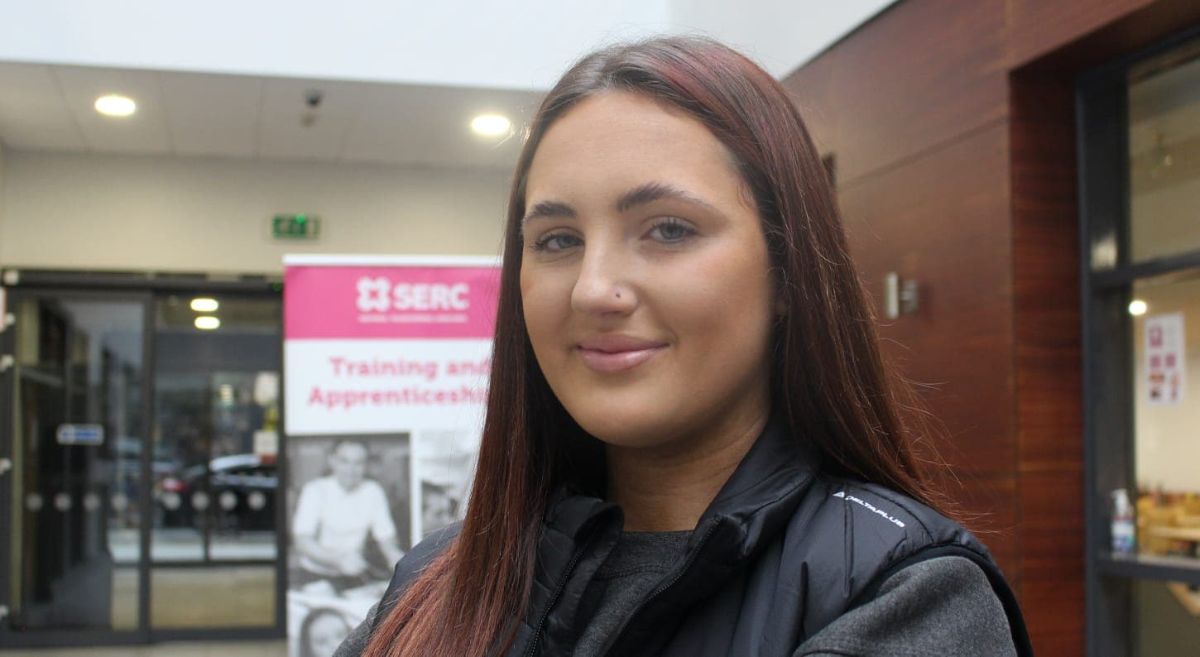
[520,91,775,450]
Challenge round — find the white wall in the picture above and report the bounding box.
[0,151,510,274]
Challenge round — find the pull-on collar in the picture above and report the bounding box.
[521,413,822,657]
[544,411,821,558]
[695,412,821,557]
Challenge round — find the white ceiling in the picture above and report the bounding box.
[0,62,542,170]
[0,3,899,172]
[0,2,895,90]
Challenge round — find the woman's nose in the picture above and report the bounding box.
[570,244,637,316]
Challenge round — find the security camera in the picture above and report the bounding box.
[304,89,324,108]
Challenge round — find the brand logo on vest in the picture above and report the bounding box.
[832,490,906,529]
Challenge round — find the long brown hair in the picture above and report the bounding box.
[365,35,946,657]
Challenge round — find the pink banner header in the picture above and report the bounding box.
[285,264,501,339]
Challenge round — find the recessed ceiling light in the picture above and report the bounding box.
[470,113,512,137]
[190,298,219,312]
[94,94,137,117]
[1128,299,1148,316]
[194,316,221,330]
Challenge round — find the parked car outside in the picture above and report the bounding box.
[155,453,276,530]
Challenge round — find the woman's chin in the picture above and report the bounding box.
[571,411,685,451]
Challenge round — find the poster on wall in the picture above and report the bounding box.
[1145,312,1186,406]
[283,255,500,657]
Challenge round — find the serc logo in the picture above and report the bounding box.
[356,277,471,313]
[356,277,392,312]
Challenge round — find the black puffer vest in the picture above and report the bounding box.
[371,418,1033,656]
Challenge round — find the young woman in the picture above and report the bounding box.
[337,36,1032,657]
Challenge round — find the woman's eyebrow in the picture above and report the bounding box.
[522,182,719,225]
[616,182,720,214]
[522,200,577,225]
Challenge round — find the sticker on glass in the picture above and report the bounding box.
[248,491,267,510]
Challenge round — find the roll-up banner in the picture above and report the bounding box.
[283,255,500,657]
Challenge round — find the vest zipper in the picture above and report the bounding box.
[598,518,722,657]
[522,526,603,657]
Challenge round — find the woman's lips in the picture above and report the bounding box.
[575,338,668,373]
[577,345,667,373]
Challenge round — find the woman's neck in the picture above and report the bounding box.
[604,407,769,532]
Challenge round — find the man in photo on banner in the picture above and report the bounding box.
[292,440,404,591]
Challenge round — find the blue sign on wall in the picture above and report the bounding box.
[56,424,105,446]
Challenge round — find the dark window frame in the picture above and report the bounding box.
[1077,23,1200,657]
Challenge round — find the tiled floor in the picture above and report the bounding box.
[144,566,277,628]
[3,640,286,657]
[6,568,283,655]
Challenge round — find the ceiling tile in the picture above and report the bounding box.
[257,77,365,161]
[342,83,536,170]
[0,62,86,150]
[0,62,544,171]
[53,65,170,154]
[160,70,262,158]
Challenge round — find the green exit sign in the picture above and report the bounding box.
[272,214,321,240]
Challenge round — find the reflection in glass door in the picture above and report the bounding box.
[150,294,282,629]
[0,292,149,644]
[1123,34,1200,656]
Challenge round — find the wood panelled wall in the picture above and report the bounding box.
[782,1,1200,654]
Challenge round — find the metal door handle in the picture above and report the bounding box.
[0,604,8,621]
[0,458,10,476]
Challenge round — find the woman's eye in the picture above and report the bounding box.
[647,218,697,244]
[531,233,582,252]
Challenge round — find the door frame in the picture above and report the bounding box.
[1076,23,1200,657]
[0,286,155,648]
[0,268,286,648]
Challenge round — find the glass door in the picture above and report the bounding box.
[0,290,151,648]
[149,293,282,632]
